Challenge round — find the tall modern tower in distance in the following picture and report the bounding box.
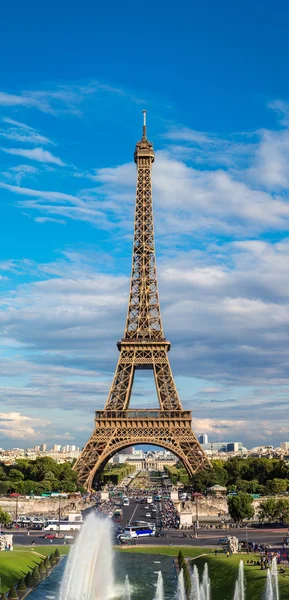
[199,434,208,445]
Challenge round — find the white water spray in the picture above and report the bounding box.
[177,568,186,600]
[190,563,210,600]
[200,563,210,600]
[266,569,274,600]
[233,560,245,600]
[271,557,280,600]
[190,564,201,600]
[154,570,164,600]
[124,574,132,600]
[59,513,114,600]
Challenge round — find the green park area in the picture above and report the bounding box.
[1,545,289,598]
[118,546,289,599]
[0,546,69,594]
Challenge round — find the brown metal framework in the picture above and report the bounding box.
[74,113,210,489]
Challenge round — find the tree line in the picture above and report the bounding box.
[0,457,79,495]
[165,457,289,494]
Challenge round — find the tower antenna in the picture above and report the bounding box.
[142,109,147,139]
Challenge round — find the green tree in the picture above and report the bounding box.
[32,566,40,582]
[266,478,288,494]
[0,507,12,525]
[259,498,280,522]
[8,586,18,599]
[279,499,289,522]
[25,571,34,587]
[228,492,254,523]
[17,577,27,592]
[9,469,25,481]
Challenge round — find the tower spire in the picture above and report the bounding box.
[142,109,147,140]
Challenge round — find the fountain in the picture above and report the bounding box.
[124,574,132,600]
[154,570,164,600]
[266,568,274,600]
[189,563,210,600]
[271,557,280,600]
[266,557,280,600]
[190,564,201,600]
[37,513,282,600]
[59,513,114,600]
[233,560,245,600]
[200,563,211,600]
[177,568,186,600]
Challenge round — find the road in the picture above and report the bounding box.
[4,470,289,552]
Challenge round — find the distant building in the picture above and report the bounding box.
[52,444,62,452]
[201,441,243,454]
[281,442,289,451]
[40,444,47,452]
[226,442,242,452]
[199,434,208,444]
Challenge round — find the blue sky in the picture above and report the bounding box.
[0,0,289,449]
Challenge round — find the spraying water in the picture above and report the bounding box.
[177,568,186,600]
[200,563,210,600]
[271,557,280,600]
[266,569,274,600]
[124,574,132,600]
[233,560,245,600]
[190,564,201,600]
[59,513,114,600]
[154,571,164,600]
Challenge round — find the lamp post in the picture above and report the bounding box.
[58,496,61,536]
[196,495,199,530]
[15,496,19,523]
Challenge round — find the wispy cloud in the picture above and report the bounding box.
[1,147,65,166]
[0,117,53,145]
[35,216,66,224]
[0,81,145,116]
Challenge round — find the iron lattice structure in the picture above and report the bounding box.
[74,113,210,489]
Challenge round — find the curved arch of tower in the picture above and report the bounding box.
[74,113,211,490]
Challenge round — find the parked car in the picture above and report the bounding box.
[44,533,57,539]
[218,537,229,545]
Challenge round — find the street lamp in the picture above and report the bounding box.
[196,495,199,530]
[58,496,61,536]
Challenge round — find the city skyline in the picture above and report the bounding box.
[1,1,289,449]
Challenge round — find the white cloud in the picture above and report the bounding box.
[0,412,50,439]
[1,147,65,166]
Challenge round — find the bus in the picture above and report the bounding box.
[123,524,155,538]
[43,520,82,532]
[113,509,123,522]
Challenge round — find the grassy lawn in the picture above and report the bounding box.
[194,553,289,600]
[0,546,69,593]
[118,546,289,599]
[116,545,211,558]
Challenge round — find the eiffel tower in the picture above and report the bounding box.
[74,113,210,489]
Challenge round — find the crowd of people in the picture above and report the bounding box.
[161,498,180,529]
